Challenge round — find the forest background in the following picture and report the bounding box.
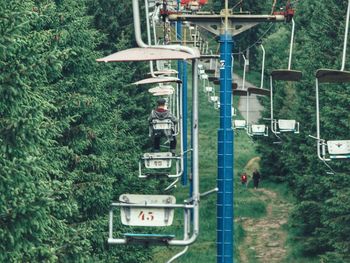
[1,0,349,262]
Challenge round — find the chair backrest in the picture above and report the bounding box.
[144,152,173,169]
[327,140,350,155]
[152,119,173,130]
[278,119,296,130]
[252,124,266,133]
[234,120,246,129]
[119,194,176,226]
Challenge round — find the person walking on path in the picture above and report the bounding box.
[241,172,248,188]
[252,169,261,189]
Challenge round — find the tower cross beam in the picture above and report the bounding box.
[169,14,286,36]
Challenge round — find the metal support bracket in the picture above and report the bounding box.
[121,196,131,222]
[164,197,172,223]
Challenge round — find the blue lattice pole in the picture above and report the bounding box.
[217,33,234,263]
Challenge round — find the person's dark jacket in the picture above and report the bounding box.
[252,171,261,181]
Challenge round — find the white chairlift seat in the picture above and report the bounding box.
[143,152,173,169]
[96,47,199,62]
[327,140,350,159]
[277,119,299,133]
[133,77,181,85]
[108,194,192,245]
[316,69,350,83]
[148,87,163,93]
[271,69,302,82]
[234,120,247,129]
[148,86,174,95]
[251,124,268,136]
[119,194,176,227]
[153,90,174,96]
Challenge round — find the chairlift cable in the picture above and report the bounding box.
[232,23,274,55]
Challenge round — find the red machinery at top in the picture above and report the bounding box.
[181,0,208,11]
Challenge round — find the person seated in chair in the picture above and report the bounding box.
[148,98,178,155]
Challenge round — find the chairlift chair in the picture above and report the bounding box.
[313,0,350,161]
[233,119,247,129]
[249,124,269,136]
[233,54,249,130]
[139,151,182,178]
[270,19,302,134]
[108,194,193,245]
[210,95,220,109]
[204,86,215,101]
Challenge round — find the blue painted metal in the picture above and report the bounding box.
[217,33,234,263]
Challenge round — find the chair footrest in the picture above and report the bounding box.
[330,155,350,159]
[124,233,175,244]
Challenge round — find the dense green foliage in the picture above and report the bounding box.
[1,0,350,262]
[0,0,155,261]
[251,1,350,261]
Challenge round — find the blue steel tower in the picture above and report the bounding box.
[217,30,234,262]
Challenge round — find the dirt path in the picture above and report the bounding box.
[238,158,292,263]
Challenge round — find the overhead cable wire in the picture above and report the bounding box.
[232,22,274,55]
